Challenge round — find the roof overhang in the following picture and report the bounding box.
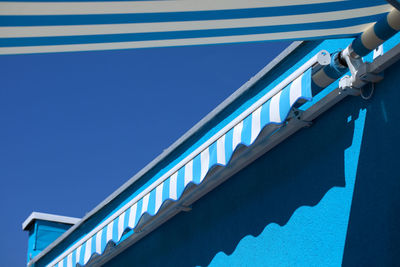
[22,212,80,231]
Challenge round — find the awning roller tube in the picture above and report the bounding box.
[350,8,400,58]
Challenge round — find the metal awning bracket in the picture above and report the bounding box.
[288,108,313,127]
[357,63,384,83]
[339,46,384,95]
[175,204,192,212]
[338,75,361,96]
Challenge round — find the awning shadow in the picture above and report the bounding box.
[342,60,400,267]
[104,94,363,267]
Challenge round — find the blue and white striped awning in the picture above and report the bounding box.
[0,0,394,55]
[49,68,312,267]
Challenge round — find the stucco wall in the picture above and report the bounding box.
[104,56,400,266]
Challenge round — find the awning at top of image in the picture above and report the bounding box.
[0,0,395,55]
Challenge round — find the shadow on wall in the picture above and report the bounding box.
[105,61,400,267]
[105,96,361,267]
[342,61,400,267]
[207,109,366,267]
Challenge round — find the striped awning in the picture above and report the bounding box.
[50,68,312,267]
[0,0,394,55]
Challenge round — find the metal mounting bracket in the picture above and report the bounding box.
[340,47,384,90]
[288,108,312,127]
[176,204,192,212]
[339,75,361,96]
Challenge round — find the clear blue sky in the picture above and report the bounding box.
[0,41,288,266]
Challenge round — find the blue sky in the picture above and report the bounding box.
[0,41,288,266]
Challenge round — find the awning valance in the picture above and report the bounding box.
[0,0,393,55]
[50,68,313,267]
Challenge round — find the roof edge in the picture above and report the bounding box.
[22,212,80,231]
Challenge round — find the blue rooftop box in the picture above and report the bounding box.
[22,212,80,264]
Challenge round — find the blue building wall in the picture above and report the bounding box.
[103,56,400,266]
[27,220,72,264]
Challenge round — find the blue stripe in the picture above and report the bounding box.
[260,100,271,129]
[301,68,313,100]
[0,14,386,47]
[100,227,107,251]
[112,216,119,241]
[209,141,218,167]
[176,168,185,199]
[71,250,76,267]
[134,199,143,227]
[162,177,170,201]
[374,14,398,40]
[192,154,201,184]
[79,241,86,265]
[224,128,234,164]
[124,208,130,230]
[352,10,398,57]
[241,114,252,146]
[90,235,96,255]
[0,1,387,26]
[351,34,371,57]
[63,258,67,267]
[279,83,292,121]
[204,147,211,171]
[145,189,154,215]
[322,58,346,80]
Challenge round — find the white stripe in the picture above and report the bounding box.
[232,121,243,150]
[0,0,349,15]
[251,106,262,143]
[155,184,163,213]
[200,147,210,181]
[76,245,81,264]
[270,91,283,123]
[128,203,137,228]
[373,44,384,59]
[1,5,391,38]
[95,230,102,254]
[184,160,193,186]
[141,194,150,215]
[66,253,72,267]
[0,23,374,55]
[106,221,114,242]
[169,172,178,200]
[57,259,64,267]
[117,212,125,240]
[216,135,226,165]
[84,238,92,264]
[289,73,304,106]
